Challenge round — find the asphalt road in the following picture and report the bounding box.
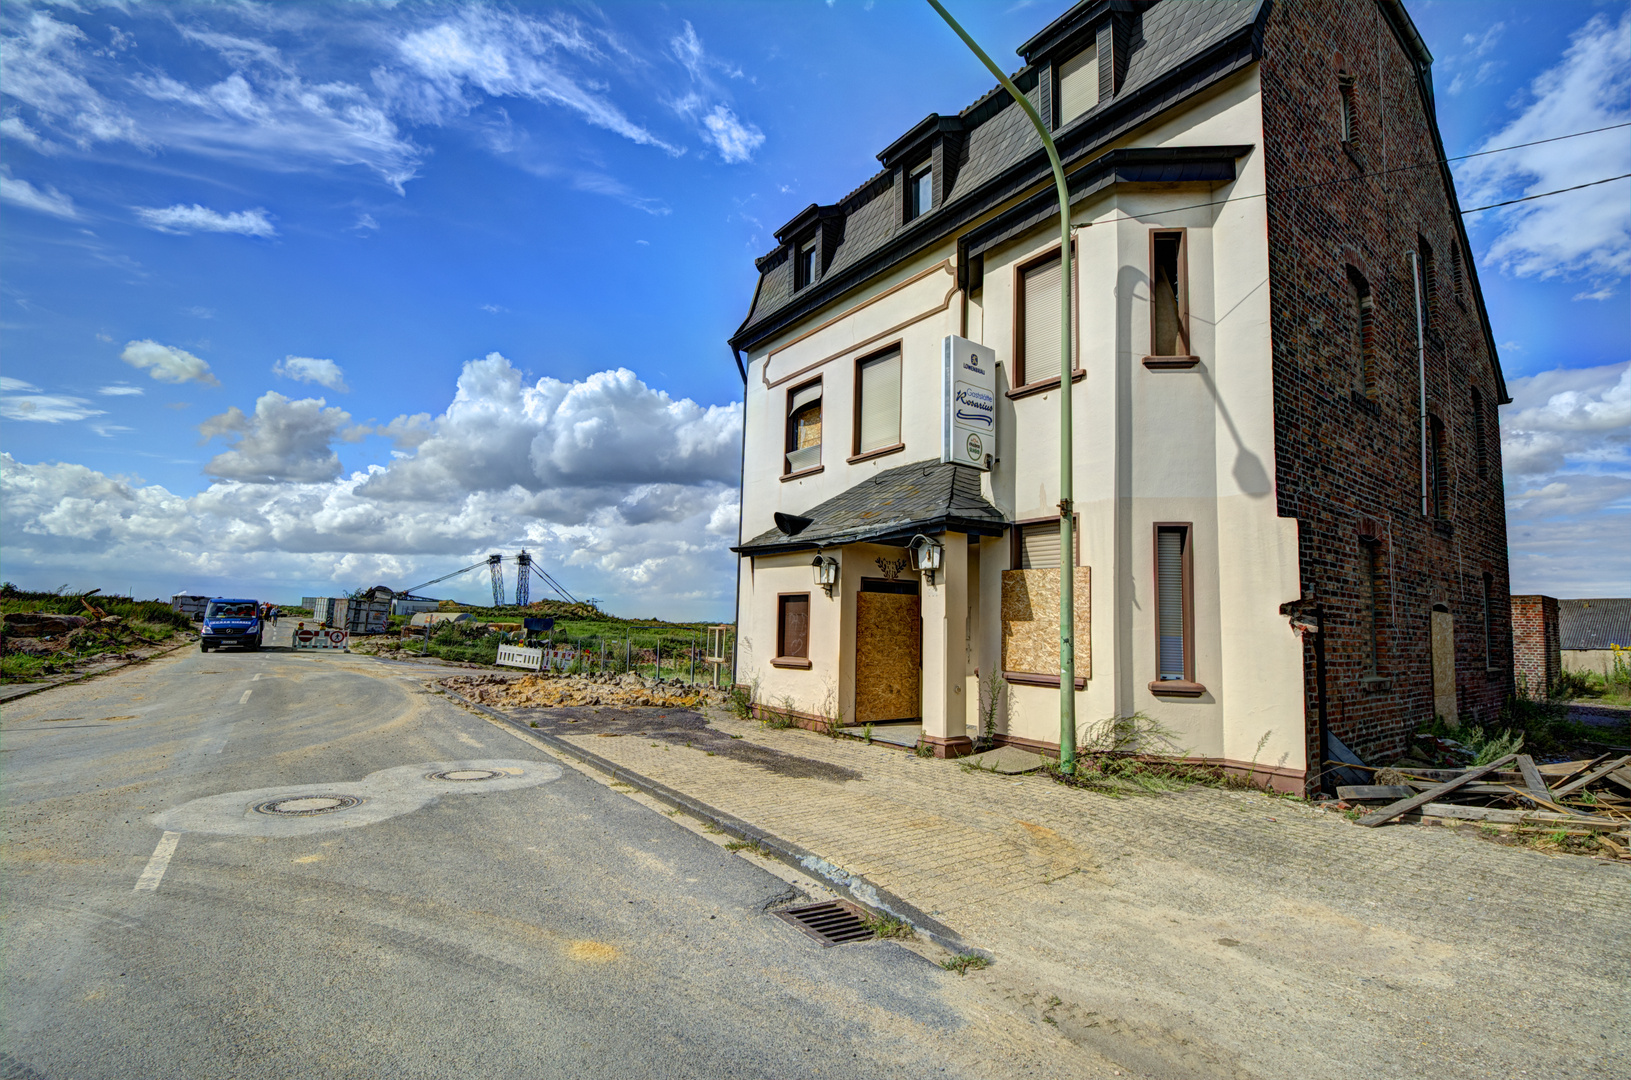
[1,626,1096,1080]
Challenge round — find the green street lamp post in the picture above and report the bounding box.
[927,1,1076,771]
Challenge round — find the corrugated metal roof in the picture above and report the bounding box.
[734,459,1006,554]
[1558,599,1631,650]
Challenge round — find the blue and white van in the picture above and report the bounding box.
[201,598,262,652]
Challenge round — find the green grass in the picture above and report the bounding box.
[384,605,733,681]
[1,587,193,632]
[0,654,53,681]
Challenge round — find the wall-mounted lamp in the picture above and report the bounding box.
[909,534,944,586]
[811,554,839,597]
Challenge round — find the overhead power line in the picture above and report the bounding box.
[1460,173,1631,214]
[1054,123,1631,225]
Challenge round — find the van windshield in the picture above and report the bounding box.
[207,602,257,619]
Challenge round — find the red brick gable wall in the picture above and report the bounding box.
[1259,0,1512,772]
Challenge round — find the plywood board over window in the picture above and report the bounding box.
[1001,565,1090,688]
[998,522,1089,688]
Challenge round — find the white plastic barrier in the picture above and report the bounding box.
[496,644,543,670]
[292,626,350,651]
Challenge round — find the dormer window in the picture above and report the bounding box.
[908,163,933,221]
[1056,43,1099,126]
[794,238,818,290]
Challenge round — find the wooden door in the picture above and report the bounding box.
[854,592,921,723]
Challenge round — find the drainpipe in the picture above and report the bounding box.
[928,0,1076,772]
[732,346,749,692]
[1409,251,1428,518]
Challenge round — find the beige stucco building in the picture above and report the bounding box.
[728,0,1511,792]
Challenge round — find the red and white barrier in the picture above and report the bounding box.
[293,626,350,651]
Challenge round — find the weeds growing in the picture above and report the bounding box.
[939,954,990,975]
[860,913,915,940]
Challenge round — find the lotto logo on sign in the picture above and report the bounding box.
[293,627,349,650]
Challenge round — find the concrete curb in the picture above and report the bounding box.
[0,641,194,704]
[436,684,982,959]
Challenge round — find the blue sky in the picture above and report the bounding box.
[2,0,1627,614]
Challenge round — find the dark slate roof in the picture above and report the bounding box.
[1558,599,1631,651]
[733,0,1267,350]
[734,460,1007,555]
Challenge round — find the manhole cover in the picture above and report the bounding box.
[426,769,502,782]
[253,795,363,817]
[773,901,876,947]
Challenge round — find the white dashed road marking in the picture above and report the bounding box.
[252,674,262,681]
[135,832,181,892]
[239,690,253,704]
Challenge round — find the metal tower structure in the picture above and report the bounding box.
[514,550,532,607]
[486,553,505,608]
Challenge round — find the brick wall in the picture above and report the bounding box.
[1509,595,1560,698]
[1259,0,1513,774]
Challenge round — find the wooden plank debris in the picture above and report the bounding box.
[1551,752,1616,790]
[1357,754,1518,827]
[1414,803,1628,832]
[1552,755,1631,799]
[1336,785,1414,801]
[1516,755,1552,801]
[1607,768,1631,795]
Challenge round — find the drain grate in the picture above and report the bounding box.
[773,901,876,947]
[253,795,363,817]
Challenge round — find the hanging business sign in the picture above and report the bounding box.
[941,335,997,470]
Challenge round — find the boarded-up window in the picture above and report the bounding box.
[1472,386,1487,478]
[1419,236,1438,330]
[856,350,901,453]
[1349,267,1375,399]
[1429,414,1449,519]
[1155,525,1191,683]
[785,380,822,474]
[1481,573,1494,670]
[1150,231,1189,357]
[1056,44,1099,126]
[1338,73,1357,147]
[777,594,809,659]
[1364,540,1384,673]
[1019,254,1063,386]
[1001,565,1090,686]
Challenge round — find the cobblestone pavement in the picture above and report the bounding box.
[500,703,1630,1080]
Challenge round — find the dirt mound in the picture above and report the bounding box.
[443,672,725,710]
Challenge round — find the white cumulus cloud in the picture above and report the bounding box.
[273,355,348,392]
[0,356,743,617]
[120,339,221,385]
[201,391,364,483]
[1501,361,1630,595]
[134,203,275,237]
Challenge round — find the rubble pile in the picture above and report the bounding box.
[1336,751,1631,859]
[441,671,725,710]
[1,613,183,676]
